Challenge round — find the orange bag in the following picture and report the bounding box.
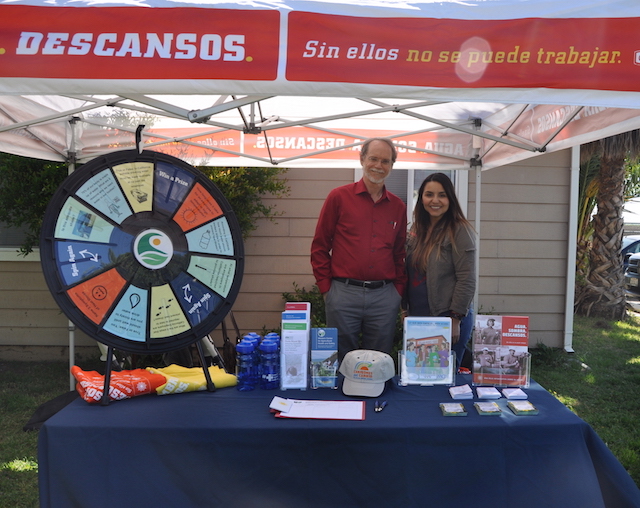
[71,366,167,404]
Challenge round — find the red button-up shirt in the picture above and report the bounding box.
[311,179,407,295]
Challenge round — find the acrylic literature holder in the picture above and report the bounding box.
[398,316,455,386]
[472,315,531,388]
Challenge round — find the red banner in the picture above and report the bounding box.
[0,6,279,80]
[286,12,640,92]
[148,126,471,164]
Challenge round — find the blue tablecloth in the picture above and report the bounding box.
[38,376,640,508]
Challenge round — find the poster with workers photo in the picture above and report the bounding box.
[472,315,531,388]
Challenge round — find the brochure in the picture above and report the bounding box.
[400,316,453,385]
[310,327,339,389]
[280,304,311,390]
[472,315,531,387]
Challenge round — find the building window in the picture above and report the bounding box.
[0,222,29,248]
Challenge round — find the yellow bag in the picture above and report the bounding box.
[147,364,237,395]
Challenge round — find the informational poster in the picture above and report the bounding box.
[400,317,454,386]
[472,315,530,387]
[39,150,244,354]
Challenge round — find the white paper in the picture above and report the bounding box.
[449,384,473,399]
[269,396,293,412]
[502,388,528,399]
[274,399,365,420]
[476,386,502,399]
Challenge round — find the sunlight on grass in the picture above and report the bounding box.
[584,372,596,384]
[627,356,640,365]
[547,390,579,412]
[616,319,640,340]
[1,458,38,473]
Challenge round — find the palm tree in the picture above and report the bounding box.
[575,131,640,319]
[575,154,600,291]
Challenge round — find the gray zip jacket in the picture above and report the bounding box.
[411,222,477,317]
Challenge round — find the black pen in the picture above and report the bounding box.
[375,400,388,412]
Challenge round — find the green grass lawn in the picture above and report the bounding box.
[0,361,72,508]
[1,314,639,507]
[532,315,640,486]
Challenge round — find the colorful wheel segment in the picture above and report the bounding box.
[40,150,244,354]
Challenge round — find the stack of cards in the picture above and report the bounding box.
[502,388,528,399]
[449,384,473,399]
[440,402,468,416]
[476,386,501,399]
[474,401,502,415]
[507,400,539,415]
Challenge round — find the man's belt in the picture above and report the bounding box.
[333,277,393,289]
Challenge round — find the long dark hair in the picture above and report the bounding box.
[408,172,472,271]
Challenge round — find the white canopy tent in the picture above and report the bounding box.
[2,0,640,368]
[1,0,640,170]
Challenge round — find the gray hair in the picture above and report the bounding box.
[360,137,397,164]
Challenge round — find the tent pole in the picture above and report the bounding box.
[67,118,78,391]
[474,166,481,321]
[564,147,579,353]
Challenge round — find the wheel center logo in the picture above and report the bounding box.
[133,229,173,269]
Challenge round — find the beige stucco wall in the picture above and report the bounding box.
[471,149,571,347]
[0,150,571,360]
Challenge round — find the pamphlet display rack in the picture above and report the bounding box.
[472,315,531,388]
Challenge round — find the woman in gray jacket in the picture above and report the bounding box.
[405,173,476,368]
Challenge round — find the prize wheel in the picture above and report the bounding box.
[40,150,244,354]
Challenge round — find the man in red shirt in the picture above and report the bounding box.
[311,138,407,360]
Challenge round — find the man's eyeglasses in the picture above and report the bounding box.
[366,156,392,166]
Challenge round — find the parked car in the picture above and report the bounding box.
[626,252,640,293]
[622,235,640,271]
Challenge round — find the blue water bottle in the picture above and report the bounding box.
[259,340,280,390]
[242,336,261,379]
[236,341,257,391]
[264,332,280,345]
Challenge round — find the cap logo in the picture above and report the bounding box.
[353,361,374,380]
